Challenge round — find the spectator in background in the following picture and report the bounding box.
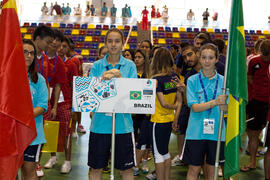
[85,4,91,16]
[122,4,129,17]
[65,3,72,15]
[74,4,82,16]
[212,11,218,21]
[194,32,211,49]
[110,4,117,17]
[141,6,149,30]
[151,5,156,19]
[123,49,135,61]
[41,2,48,15]
[48,3,53,16]
[128,6,132,17]
[101,2,108,17]
[187,9,195,21]
[213,39,226,75]
[202,8,210,24]
[90,4,96,16]
[156,8,161,18]
[61,3,66,15]
[52,2,62,16]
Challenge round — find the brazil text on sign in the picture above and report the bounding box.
[72,77,156,114]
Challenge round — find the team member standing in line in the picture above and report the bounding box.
[183,44,227,180]
[21,39,48,179]
[88,28,137,180]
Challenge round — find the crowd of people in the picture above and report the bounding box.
[18,20,270,180]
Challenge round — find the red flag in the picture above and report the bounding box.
[0,0,36,179]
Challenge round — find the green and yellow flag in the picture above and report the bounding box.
[224,0,248,178]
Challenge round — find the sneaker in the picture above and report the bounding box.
[141,160,149,174]
[61,161,72,174]
[36,163,44,177]
[77,124,86,133]
[218,167,223,177]
[171,155,182,166]
[44,156,57,169]
[146,171,156,180]
[72,132,78,138]
[133,167,139,176]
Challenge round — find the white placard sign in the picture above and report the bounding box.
[72,77,156,114]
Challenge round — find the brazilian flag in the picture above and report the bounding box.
[130,91,141,100]
[224,0,248,178]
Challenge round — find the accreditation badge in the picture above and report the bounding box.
[203,119,215,134]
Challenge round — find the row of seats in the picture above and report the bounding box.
[152,26,270,35]
[21,28,137,37]
[22,22,138,31]
[153,32,228,40]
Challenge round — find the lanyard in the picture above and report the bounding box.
[36,54,44,75]
[105,65,121,71]
[48,55,57,83]
[63,57,66,62]
[198,73,219,117]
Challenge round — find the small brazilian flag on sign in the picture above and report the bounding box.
[130,91,141,100]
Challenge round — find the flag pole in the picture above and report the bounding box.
[110,109,116,180]
[214,0,234,179]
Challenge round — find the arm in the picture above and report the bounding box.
[34,107,45,117]
[172,91,183,131]
[191,94,227,113]
[51,83,61,120]
[157,92,178,110]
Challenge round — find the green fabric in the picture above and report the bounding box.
[224,0,248,178]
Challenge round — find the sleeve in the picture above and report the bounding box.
[128,62,137,78]
[155,77,163,93]
[36,75,49,111]
[55,58,68,84]
[89,63,98,77]
[186,77,199,107]
[247,59,255,76]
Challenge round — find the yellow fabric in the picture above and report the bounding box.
[124,44,130,49]
[88,24,95,29]
[131,31,138,37]
[85,36,92,42]
[117,25,124,30]
[179,27,186,32]
[172,33,180,38]
[23,34,32,39]
[3,0,17,14]
[101,30,107,36]
[52,23,59,28]
[152,26,157,31]
[207,28,214,32]
[151,93,176,123]
[99,43,105,48]
[72,29,79,35]
[42,120,60,152]
[263,30,269,34]
[158,39,166,44]
[81,49,89,56]
[20,28,27,34]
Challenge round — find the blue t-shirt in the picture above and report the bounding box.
[89,54,137,134]
[29,73,49,145]
[186,71,226,141]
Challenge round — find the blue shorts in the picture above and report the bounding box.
[150,122,172,163]
[88,132,136,170]
[136,115,151,150]
[24,144,42,162]
[182,140,225,166]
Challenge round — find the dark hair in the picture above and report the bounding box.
[182,44,198,54]
[67,37,75,50]
[123,49,135,60]
[53,29,64,42]
[33,25,54,41]
[150,47,174,77]
[180,42,190,49]
[254,38,265,53]
[199,43,219,59]
[105,28,124,44]
[195,32,211,41]
[140,40,153,50]
[212,39,225,54]
[135,49,150,78]
[149,45,162,59]
[170,44,179,52]
[260,39,270,56]
[23,39,38,83]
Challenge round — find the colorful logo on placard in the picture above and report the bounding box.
[130,91,141,100]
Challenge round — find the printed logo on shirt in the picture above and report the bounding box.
[164,82,176,90]
[130,91,141,100]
